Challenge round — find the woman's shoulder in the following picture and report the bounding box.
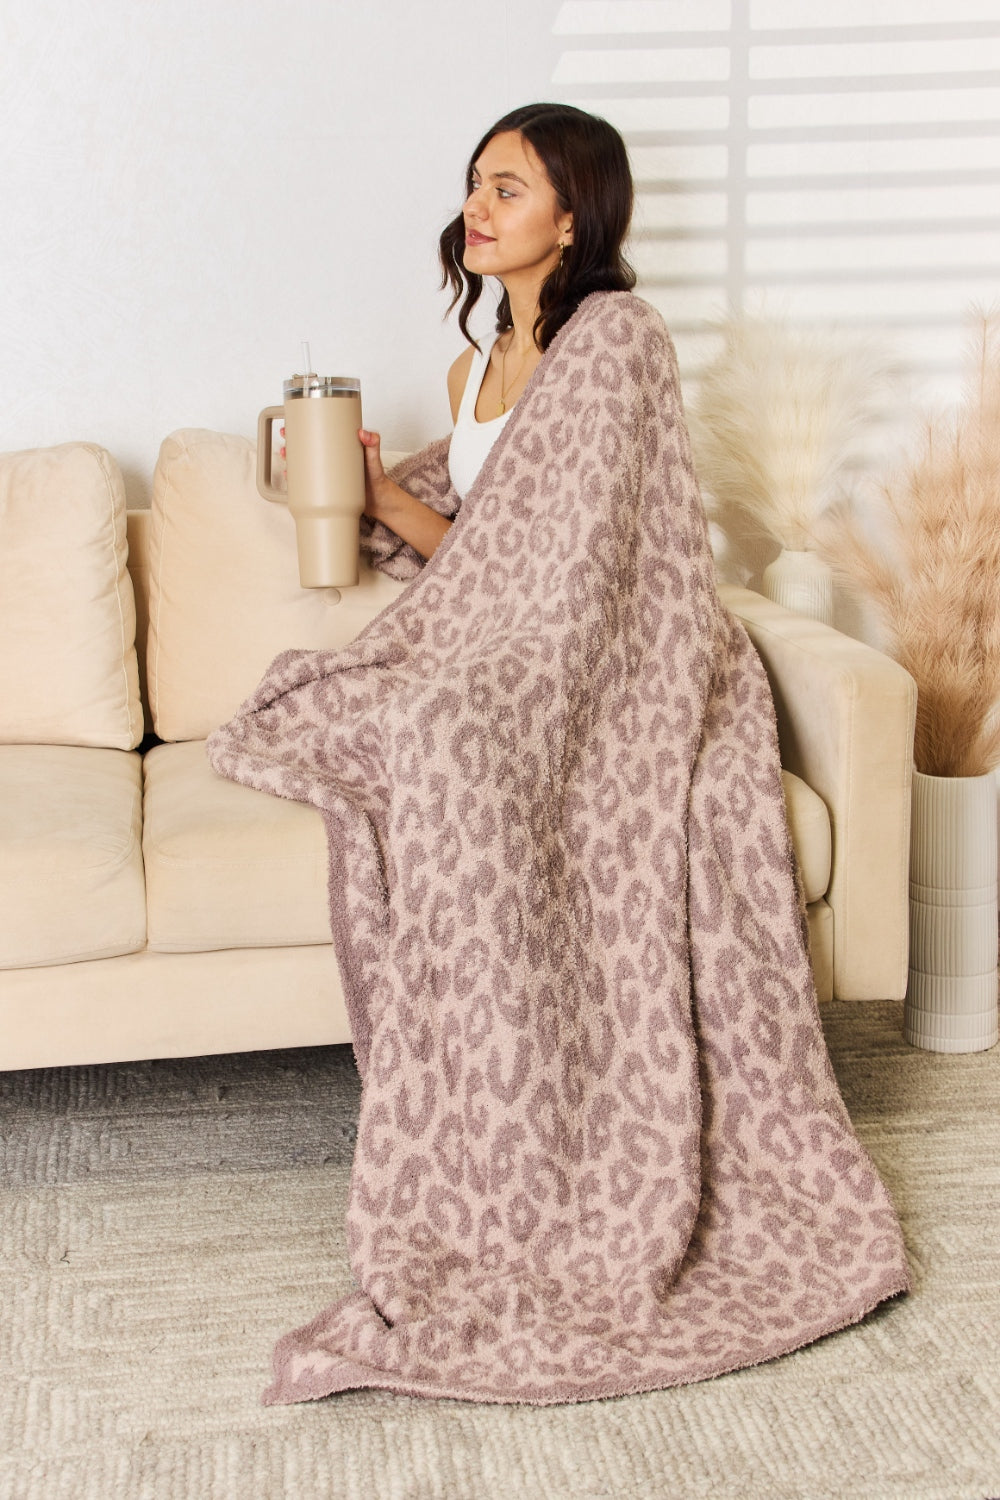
[552,292,671,364]
[448,345,476,385]
[447,346,477,424]
[577,289,666,336]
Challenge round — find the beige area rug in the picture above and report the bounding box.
[1,1000,997,1500]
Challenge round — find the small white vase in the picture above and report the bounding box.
[761,549,834,625]
[905,769,999,1053]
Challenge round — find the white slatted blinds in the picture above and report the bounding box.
[550,0,1000,412]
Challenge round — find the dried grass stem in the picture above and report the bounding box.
[823,312,1000,777]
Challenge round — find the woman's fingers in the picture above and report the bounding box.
[359,428,386,515]
[359,428,385,476]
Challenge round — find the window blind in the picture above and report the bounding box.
[550,0,1000,413]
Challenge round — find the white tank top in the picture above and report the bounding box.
[447,336,512,500]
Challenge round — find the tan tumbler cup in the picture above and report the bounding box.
[257,374,365,589]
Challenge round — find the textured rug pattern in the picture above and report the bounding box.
[1,1002,998,1500]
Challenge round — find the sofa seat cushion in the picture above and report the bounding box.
[0,443,143,748]
[0,745,145,967]
[142,740,332,952]
[782,769,831,905]
[139,743,828,960]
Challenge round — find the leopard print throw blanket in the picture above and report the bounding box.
[207,292,908,1406]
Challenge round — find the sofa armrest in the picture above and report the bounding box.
[719,584,917,1002]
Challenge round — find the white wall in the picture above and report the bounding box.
[0,0,562,504]
[2,1,997,510]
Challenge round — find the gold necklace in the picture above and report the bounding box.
[498,333,533,416]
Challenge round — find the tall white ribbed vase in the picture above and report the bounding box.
[905,770,999,1053]
[761,548,834,625]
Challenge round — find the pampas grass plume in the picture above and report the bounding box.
[822,309,1000,778]
[689,314,884,552]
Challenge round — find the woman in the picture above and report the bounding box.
[357,102,635,562]
[208,104,909,1408]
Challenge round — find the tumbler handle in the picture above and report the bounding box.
[256,406,287,503]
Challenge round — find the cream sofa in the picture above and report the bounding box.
[0,431,917,1073]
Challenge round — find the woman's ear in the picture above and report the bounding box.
[559,215,574,245]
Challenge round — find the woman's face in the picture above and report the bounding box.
[462,130,572,286]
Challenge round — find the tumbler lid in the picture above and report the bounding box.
[284,374,360,399]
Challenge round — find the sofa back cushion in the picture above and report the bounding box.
[146,429,408,741]
[0,443,142,749]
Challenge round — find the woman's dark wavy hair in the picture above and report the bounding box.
[439,102,636,352]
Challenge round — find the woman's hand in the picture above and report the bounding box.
[357,427,453,560]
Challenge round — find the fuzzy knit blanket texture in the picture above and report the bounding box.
[206,292,909,1407]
